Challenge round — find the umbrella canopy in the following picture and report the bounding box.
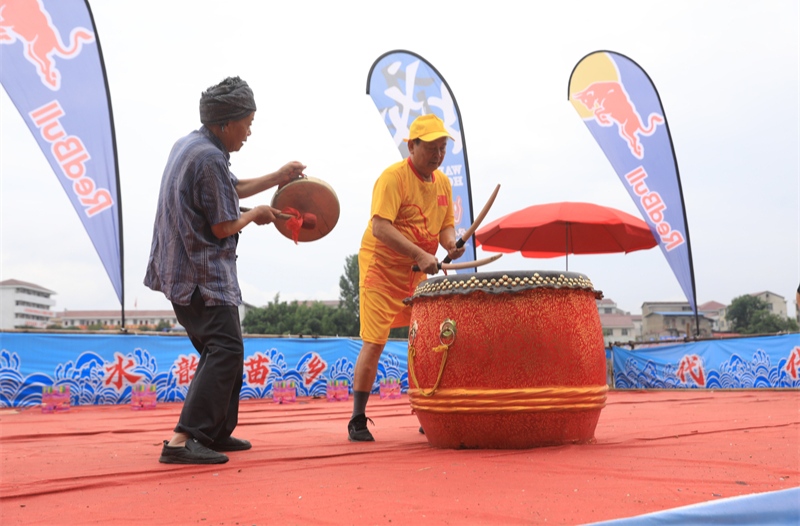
[476,202,657,269]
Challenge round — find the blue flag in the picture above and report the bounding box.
[0,0,124,304]
[568,50,698,317]
[367,50,476,271]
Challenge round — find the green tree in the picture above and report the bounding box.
[726,295,800,334]
[746,310,799,334]
[339,254,359,327]
[388,326,409,339]
[242,292,360,337]
[155,320,172,331]
[725,295,769,332]
[87,323,106,331]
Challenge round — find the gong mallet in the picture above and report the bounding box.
[412,183,501,272]
[239,206,317,230]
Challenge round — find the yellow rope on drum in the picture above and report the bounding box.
[408,319,456,397]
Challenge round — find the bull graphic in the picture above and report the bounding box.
[0,0,94,91]
[573,81,663,159]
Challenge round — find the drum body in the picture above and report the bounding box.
[406,270,607,449]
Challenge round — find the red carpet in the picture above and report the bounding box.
[1,390,798,525]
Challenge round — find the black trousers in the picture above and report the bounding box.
[172,287,243,446]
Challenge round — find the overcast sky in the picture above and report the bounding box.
[1,0,798,318]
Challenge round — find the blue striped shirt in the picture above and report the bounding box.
[144,126,242,306]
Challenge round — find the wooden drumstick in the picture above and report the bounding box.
[412,253,503,274]
[239,206,317,230]
[442,184,501,265]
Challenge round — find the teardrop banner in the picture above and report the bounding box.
[367,50,476,272]
[568,50,699,334]
[0,0,125,318]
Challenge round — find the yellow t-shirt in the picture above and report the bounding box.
[359,158,455,298]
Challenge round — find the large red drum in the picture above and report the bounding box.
[405,270,607,449]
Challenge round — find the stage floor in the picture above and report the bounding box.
[1,390,798,525]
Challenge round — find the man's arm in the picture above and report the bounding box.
[211,205,280,239]
[235,161,306,199]
[372,216,438,274]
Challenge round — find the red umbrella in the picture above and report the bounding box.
[475,202,657,270]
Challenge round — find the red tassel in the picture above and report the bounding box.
[282,207,303,244]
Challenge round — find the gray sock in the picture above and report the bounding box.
[352,390,370,419]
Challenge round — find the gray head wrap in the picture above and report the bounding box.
[199,76,257,126]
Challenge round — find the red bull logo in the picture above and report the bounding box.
[572,81,663,159]
[0,0,94,91]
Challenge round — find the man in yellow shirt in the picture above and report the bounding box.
[349,115,465,442]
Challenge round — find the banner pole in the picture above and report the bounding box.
[85,0,125,331]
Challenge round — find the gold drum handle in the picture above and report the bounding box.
[408,319,456,397]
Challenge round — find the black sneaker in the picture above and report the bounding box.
[348,413,375,442]
[209,436,252,452]
[159,438,229,465]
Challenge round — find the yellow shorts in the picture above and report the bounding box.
[359,287,412,345]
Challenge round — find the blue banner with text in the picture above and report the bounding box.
[0,333,409,408]
[0,0,122,304]
[612,334,800,389]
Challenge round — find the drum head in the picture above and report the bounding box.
[270,176,340,242]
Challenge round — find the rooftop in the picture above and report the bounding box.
[0,279,55,294]
[750,291,784,299]
[698,300,726,312]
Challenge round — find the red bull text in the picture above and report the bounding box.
[625,166,684,251]
[29,100,113,217]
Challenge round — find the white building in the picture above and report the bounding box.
[698,300,726,332]
[596,299,637,345]
[53,303,255,331]
[750,291,787,319]
[53,310,181,330]
[0,279,56,329]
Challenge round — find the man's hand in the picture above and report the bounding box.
[278,161,307,186]
[250,205,279,225]
[415,252,440,275]
[445,241,466,262]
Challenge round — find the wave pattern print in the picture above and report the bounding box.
[240,347,288,400]
[615,349,800,389]
[375,353,409,393]
[0,347,161,408]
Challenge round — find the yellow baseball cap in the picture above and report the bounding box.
[403,114,453,142]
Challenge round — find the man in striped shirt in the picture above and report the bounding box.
[145,77,304,464]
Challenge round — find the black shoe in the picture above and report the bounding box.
[419,426,425,434]
[348,413,375,442]
[209,436,252,452]
[159,439,229,465]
